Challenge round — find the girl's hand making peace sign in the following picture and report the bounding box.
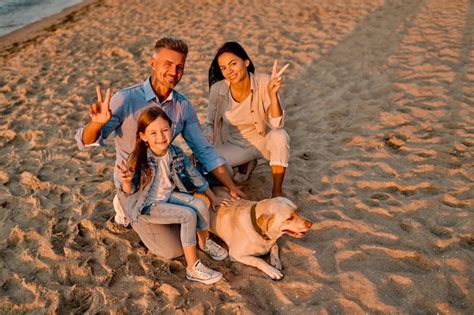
[117,160,133,193]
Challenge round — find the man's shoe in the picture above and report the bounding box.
[113,195,131,228]
[186,259,222,284]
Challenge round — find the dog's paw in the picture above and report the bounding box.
[263,265,284,280]
[270,256,282,270]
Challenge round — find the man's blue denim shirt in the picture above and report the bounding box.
[75,77,225,188]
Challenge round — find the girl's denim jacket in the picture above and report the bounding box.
[120,144,209,223]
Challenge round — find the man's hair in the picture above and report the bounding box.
[154,37,188,57]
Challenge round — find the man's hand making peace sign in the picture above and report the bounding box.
[82,86,112,145]
[90,86,112,125]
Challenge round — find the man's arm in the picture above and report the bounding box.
[181,102,246,199]
[181,149,209,194]
[210,165,246,199]
[76,87,125,150]
[82,122,107,144]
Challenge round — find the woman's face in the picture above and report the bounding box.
[217,52,250,84]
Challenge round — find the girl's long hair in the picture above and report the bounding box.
[128,107,173,190]
[208,41,255,89]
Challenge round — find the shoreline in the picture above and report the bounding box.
[0,0,99,57]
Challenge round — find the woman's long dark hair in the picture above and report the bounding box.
[128,107,173,190]
[208,41,255,89]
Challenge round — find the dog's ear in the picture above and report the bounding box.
[257,214,274,233]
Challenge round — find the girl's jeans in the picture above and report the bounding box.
[140,191,209,247]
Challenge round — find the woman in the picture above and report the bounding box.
[204,42,290,197]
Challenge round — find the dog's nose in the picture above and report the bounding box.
[305,220,313,228]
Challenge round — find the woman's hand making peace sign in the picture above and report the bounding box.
[267,60,289,96]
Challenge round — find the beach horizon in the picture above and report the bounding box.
[0,0,96,56]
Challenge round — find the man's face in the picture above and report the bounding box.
[150,48,186,91]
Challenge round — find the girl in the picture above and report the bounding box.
[118,107,228,284]
[204,42,290,197]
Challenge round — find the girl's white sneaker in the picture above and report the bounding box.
[186,259,223,285]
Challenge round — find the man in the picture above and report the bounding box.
[76,37,245,259]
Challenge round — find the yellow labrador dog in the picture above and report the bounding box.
[210,197,313,280]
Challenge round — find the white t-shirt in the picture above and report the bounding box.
[224,93,260,147]
[223,91,284,148]
[147,150,176,204]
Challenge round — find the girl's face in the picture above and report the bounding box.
[217,52,250,85]
[139,116,172,156]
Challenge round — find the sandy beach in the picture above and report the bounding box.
[0,0,473,313]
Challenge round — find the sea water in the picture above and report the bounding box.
[0,0,82,37]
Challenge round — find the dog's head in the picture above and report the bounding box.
[255,197,313,240]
